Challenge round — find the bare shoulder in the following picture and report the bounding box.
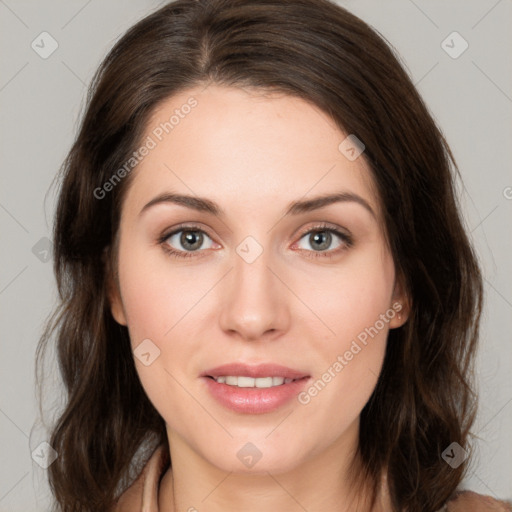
[446,490,512,511]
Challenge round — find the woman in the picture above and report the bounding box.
[36,0,511,510]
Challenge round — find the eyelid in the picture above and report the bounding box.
[159,222,213,240]
[294,221,350,239]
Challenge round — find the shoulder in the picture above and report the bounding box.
[445,490,512,511]
[111,444,169,512]
[112,478,144,512]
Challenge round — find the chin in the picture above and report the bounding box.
[203,438,310,475]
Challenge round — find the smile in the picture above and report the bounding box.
[209,376,300,387]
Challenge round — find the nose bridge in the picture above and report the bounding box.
[218,235,289,340]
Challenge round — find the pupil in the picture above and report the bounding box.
[181,231,202,250]
[311,231,330,250]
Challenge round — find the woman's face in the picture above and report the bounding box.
[109,84,407,474]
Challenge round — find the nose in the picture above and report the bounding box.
[218,245,291,342]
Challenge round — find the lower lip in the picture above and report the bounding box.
[202,376,310,414]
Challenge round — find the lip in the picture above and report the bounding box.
[201,363,310,414]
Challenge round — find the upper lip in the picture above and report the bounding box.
[202,363,309,380]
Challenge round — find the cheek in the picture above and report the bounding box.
[295,250,394,416]
[117,244,203,346]
[302,248,395,349]
[117,248,205,424]
[116,241,210,395]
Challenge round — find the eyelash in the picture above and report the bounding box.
[158,222,353,260]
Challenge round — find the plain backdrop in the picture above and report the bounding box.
[0,1,511,510]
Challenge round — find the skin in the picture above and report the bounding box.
[108,84,409,512]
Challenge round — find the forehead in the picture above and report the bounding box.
[122,84,381,221]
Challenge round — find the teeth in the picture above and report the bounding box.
[212,376,297,388]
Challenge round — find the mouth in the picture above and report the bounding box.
[201,363,311,414]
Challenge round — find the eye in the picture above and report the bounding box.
[294,223,353,258]
[158,222,353,260]
[159,224,216,259]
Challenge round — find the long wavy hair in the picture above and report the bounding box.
[35,0,483,510]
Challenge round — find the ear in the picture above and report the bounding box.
[103,247,128,326]
[388,275,410,329]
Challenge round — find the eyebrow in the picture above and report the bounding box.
[139,191,376,219]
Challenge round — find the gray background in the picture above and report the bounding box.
[0,0,511,510]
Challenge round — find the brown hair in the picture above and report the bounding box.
[36,0,483,510]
